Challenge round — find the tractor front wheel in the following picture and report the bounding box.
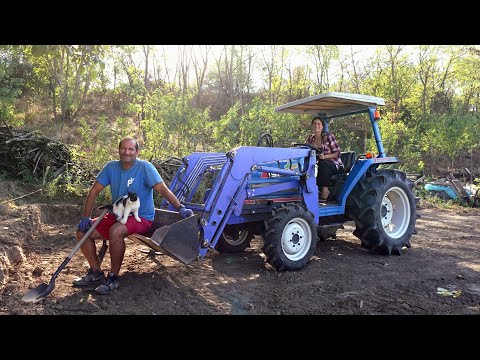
[262,203,317,271]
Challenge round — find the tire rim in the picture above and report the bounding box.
[381,186,411,238]
[223,229,248,246]
[281,217,312,261]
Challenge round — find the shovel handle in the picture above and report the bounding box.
[67,209,109,260]
[46,208,109,286]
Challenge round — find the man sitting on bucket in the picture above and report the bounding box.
[74,137,194,295]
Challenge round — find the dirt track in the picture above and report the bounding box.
[1,201,480,315]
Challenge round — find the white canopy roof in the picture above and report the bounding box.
[274,92,385,117]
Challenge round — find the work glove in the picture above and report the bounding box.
[77,216,93,232]
[178,204,194,218]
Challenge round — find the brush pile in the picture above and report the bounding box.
[0,126,75,181]
[151,157,183,182]
[0,127,184,186]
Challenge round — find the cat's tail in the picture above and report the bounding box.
[98,204,113,211]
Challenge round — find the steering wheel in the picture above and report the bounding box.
[291,142,322,153]
[257,133,274,147]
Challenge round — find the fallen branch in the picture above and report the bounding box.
[0,188,42,205]
[1,119,13,136]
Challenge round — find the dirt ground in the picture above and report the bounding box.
[1,195,480,316]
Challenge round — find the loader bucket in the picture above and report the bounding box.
[145,210,200,265]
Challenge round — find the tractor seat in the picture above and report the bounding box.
[330,151,356,182]
[339,151,356,174]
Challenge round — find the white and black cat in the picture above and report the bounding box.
[99,191,141,224]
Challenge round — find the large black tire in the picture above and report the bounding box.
[346,169,418,255]
[215,225,254,253]
[262,203,317,271]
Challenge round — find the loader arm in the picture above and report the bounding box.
[151,146,319,264]
[197,146,318,257]
[161,152,227,206]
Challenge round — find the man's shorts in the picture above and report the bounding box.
[93,212,153,240]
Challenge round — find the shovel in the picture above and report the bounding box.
[22,208,109,303]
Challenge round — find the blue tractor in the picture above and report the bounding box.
[142,92,419,271]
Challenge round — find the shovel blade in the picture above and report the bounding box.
[21,208,108,304]
[22,283,50,303]
[150,215,200,265]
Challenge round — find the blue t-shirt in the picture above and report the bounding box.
[96,159,163,221]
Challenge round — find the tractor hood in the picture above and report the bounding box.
[274,92,385,118]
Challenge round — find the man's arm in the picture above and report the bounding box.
[83,181,105,216]
[153,182,182,210]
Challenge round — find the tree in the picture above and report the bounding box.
[28,45,105,139]
[306,45,339,94]
[260,45,288,105]
[0,45,25,127]
[192,45,212,107]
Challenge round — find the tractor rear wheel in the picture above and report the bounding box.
[262,203,317,271]
[215,225,254,253]
[346,169,418,255]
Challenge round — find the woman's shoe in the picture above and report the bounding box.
[320,189,330,203]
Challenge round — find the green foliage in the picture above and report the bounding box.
[268,108,305,147]
[76,115,116,168]
[93,115,116,164]
[96,186,112,205]
[421,113,480,163]
[3,44,480,190]
[28,45,107,121]
[239,98,303,148]
[423,195,459,209]
[453,48,480,112]
[42,174,81,199]
[0,103,22,127]
[367,46,417,111]
[336,111,426,173]
[329,115,370,155]
[114,116,137,141]
[213,102,242,150]
[142,90,212,159]
[0,46,25,126]
[141,91,170,158]
[77,118,94,149]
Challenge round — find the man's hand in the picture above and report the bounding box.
[178,204,194,218]
[78,216,93,232]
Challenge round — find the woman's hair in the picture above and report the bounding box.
[311,116,323,125]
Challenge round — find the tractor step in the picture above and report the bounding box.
[319,200,339,206]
